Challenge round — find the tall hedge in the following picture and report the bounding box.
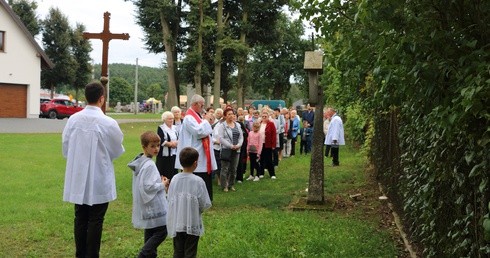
[299,0,490,256]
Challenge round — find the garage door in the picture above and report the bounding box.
[0,84,27,118]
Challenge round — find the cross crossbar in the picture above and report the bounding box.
[83,12,130,78]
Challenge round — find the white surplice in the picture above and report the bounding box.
[174,113,217,172]
[62,105,125,205]
[325,113,345,145]
[166,172,212,237]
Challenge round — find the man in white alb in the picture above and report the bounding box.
[62,81,125,258]
[175,94,217,201]
[324,107,345,166]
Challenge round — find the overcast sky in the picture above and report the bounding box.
[35,0,164,68]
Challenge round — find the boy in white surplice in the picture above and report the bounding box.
[128,131,169,258]
[167,147,212,258]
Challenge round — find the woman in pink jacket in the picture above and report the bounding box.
[246,121,262,181]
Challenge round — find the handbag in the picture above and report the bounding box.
[220,148,233,161]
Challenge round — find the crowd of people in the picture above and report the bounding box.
[62,81,345,257]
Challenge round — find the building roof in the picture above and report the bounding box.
[0,0,54,69]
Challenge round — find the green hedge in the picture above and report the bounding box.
[300,0,490,256]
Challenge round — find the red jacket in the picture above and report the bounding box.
[263,121,277,149]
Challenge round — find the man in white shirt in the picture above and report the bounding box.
[324,108,345,166]
[175,94,217,200]
[62,81,125,258]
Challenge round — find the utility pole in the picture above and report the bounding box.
[134,58,139,114]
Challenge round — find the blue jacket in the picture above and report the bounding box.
[291,118,300,138]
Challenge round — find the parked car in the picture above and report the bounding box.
[40,99,83,119]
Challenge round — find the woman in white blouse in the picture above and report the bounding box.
[156,111,179,180]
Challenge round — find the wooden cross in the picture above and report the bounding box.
[83,12,129,112]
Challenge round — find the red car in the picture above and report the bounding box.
[40,98,83,119]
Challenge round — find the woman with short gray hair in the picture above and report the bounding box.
[156,111,179,180]
[171,106,182,133]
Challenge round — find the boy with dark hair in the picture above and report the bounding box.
[167,147,212,258]
[128,131,169,258]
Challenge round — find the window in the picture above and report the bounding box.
[0,31,4,52]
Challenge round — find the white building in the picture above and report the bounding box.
[0,0,53,118]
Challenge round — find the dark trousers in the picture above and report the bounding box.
[331,146,340,165]
[299,140,311,154]
[194,172,213,201]
[138,226,167,258]
[236,151,247,181]
[300,140,306,154]
[273,148,279,166]
[74,203,109,258]
[156,155,178,180]
[290,137,297,156]
[212,149,221,179]
[173,232,200,258]
[249,152,259,177]
[325,145,331,157]
[259,147,276,177]
[278,133,284,150]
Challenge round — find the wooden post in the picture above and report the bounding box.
[304,51,325,204]
[83,12,130,113]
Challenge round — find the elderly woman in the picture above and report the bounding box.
[171,106,182,133]
[289,109,300,157]
[259,110,277,179]
[156,111,179,180]
[283,111,292,157]
[217,108,243,192]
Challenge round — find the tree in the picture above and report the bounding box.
[109,77,133,105]
[41,7,76,98]
[249,14,309,99]
[212,0,224,108]
[193,0,204,94]
[128,0,184,109]
[235,0,249,107]
[146,82,164,100]
[9,0,40,36]
[224,0,290,105]
[71,23,93,102]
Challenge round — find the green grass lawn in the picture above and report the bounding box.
[0,122,401,257]
[107,112,162,120]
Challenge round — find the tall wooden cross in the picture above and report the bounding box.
[83,12,129,113]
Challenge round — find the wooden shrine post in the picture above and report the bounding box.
[83,12,129,113]
[304,51,325,204]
